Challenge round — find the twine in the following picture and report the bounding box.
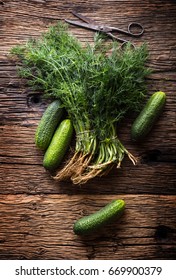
[100,136,118,143]
[76,130,95,140]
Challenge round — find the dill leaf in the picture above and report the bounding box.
[11,22,150,184]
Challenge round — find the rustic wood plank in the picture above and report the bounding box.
[0,0,176,260]
[0,154,176,194]
[0,161,175,195]
[0,121,175,194]
[0,0,176,62]
[0,194,175,259]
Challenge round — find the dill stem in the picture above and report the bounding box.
[11,23,149,183]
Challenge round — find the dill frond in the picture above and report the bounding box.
[11,22,150,184]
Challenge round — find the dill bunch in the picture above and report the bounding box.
[11,22,150,184]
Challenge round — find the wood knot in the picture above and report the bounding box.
[154,225,172,240]
[141,149,162,163]
[27,94,42,107]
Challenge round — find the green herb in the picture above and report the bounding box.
[11,23,150,184]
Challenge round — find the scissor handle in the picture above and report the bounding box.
[127,22,144,37]
[121,41,135,49]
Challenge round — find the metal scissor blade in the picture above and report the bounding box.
[71,11,95,24]
[65,19,100,32]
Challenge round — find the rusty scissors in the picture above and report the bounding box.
[65,11,144,48]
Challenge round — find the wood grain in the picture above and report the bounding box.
[0,194,175,260]
[0,0,176,259]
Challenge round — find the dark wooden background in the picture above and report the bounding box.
[0,0,176,260]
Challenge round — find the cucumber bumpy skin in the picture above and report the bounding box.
[73,199,125,235]
[131,91,166,141]
[43,119,73,170]
[35,100,64,150]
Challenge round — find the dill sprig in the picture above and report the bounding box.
[11,22,150,184]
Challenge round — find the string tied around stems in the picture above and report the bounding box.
[76,129,95,138]
[99,135,118,143]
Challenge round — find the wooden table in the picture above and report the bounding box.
[0,0,176,260]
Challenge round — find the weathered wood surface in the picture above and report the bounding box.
[0,0,176,259]
[0,194,175,260]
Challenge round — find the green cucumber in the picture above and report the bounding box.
[131,91,166,141]
[35,100,64,150]
[73,199,125,235]
[43,119,73,170]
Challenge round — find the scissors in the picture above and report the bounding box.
[65,11,144,48]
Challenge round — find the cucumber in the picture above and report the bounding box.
[35,100,64,150]
[131,91,166,141]
[73,199,125,235]
[43,119,73,170]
